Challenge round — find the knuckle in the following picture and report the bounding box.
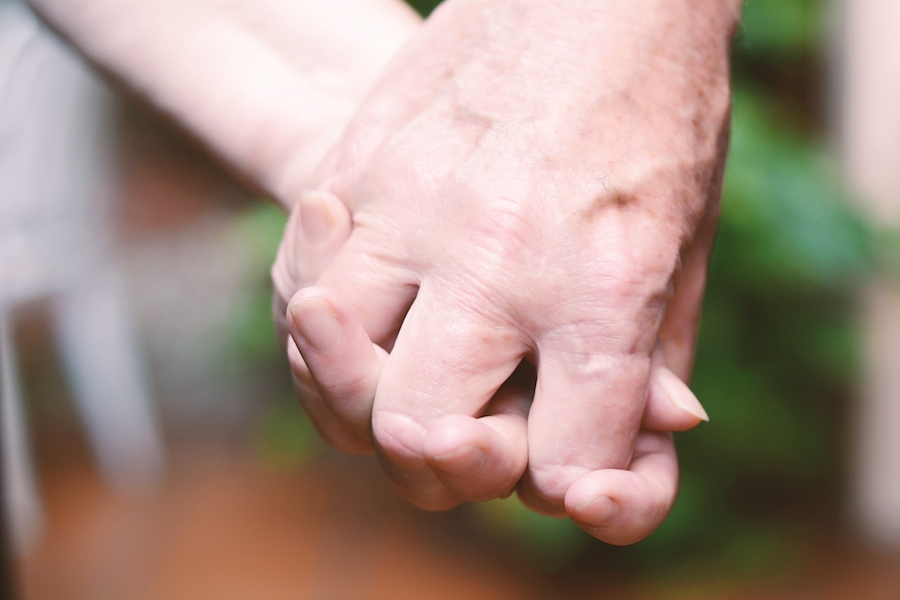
[468,200,535,265]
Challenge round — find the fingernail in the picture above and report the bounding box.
[430,444,486,477]
[288,296,342,352]
[572,495,620,528]
[299,192,334,244]
[658,368,709,422]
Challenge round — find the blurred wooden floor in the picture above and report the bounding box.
[14,435,900,600]
[17,440,559,600]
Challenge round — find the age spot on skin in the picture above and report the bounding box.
[611,190,637,208]
[452,104,495,141]
[580,188,639,223]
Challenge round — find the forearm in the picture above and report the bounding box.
[28,0,421,208]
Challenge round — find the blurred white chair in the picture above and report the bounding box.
[0,1,165,555]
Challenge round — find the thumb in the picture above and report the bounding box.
[272,190,352,346]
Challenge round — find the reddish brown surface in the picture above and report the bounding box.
[18,442,547,600]
[15,436,900,600]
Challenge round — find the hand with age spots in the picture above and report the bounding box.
[271,0,736,544]
[30,0,735,545]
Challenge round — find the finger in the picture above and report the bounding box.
[642,344,709,431]
[518,338,649,516]
[564,430,679,545]
[371,282,526,510]
[658,203,718,381]
[286,337,373,455]
[423,363,532,502]
[287,286,388,441]
[315,225,418,348]
[272,190,352,345]
[273,190,353,299]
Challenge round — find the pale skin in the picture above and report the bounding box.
[279,189,708,544]
[30,0,736,544]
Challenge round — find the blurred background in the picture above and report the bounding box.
[2,0,900,598]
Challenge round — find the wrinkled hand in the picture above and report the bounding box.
[34,0,734,545]
[272,190,709,544]
[272,0,735,542]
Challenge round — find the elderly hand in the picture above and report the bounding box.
[275,0,735,543]
[274,189,710,545]
[33,0,733,545]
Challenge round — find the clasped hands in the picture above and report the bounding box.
[29,0,736,546]
[271,0,733,545]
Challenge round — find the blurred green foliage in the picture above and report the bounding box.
[226,203,288,366]
[639,0,871,573]
[739,0,826,56]
[221,204,330,471]
[253,397,323,470]
[474,495,589,570]
[636,84,869,567]
[405,0,441,17]
[235,0,872,577]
